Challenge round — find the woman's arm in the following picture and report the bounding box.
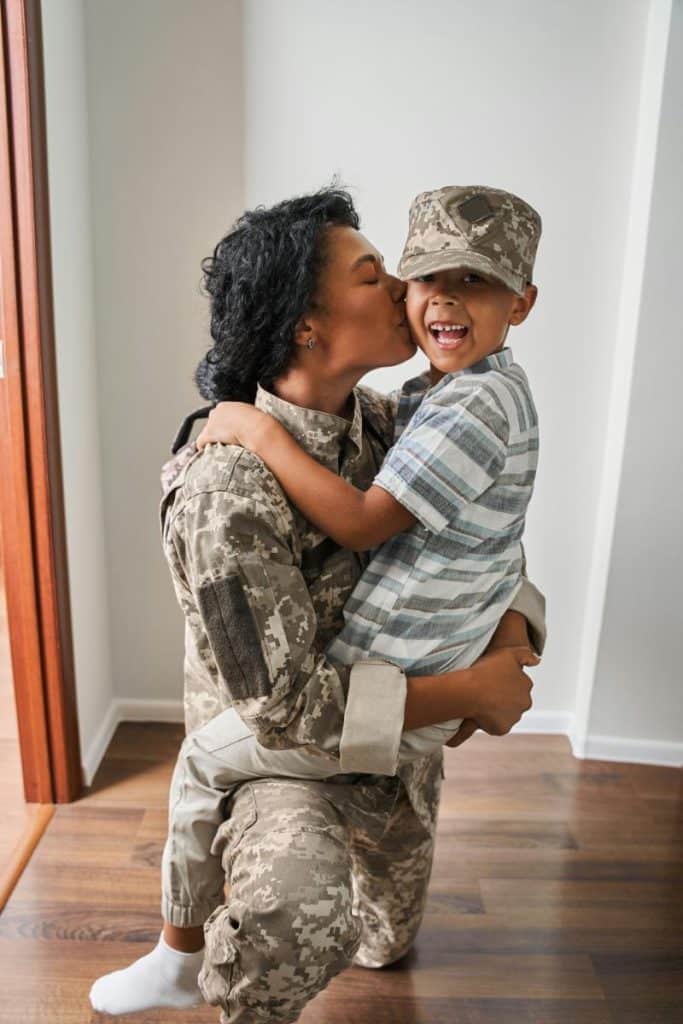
[196,403,414,551]
[403,645,536,733]
[444,607,534,749]
[169,449,537,775]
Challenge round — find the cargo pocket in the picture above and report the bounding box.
[210,782,258,877]
[198,904,238,1007]
[199,785,257,1009]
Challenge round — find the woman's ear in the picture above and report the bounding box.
[509,284,538,326]
[294,315,318,350]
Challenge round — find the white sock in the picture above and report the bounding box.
[89,930,204,1015]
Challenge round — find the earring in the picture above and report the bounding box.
[306,336,316,350]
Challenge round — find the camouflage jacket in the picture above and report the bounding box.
[159,382,546,834]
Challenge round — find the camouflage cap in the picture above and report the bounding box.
[398,185,542,296]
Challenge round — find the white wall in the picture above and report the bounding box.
[41,0,115,775]
[244,0,650,722]
[41,0,679,781]
[41,0,244,781]
[587,1,683,758]
[82,0,244,731]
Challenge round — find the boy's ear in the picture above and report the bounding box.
[509,284,538,326]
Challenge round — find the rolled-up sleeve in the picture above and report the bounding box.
[509,574,547,655]
[339,659,407,774]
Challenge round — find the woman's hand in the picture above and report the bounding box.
[195,402,271,451]
[446,617,539,749]
[464,645,538,738]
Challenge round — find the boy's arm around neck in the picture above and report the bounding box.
[250,415,416,550]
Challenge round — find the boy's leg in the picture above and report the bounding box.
[199,778,361,1023]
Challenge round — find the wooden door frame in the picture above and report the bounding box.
[0,0,81,803]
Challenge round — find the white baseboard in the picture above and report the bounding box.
[115,698,184,723]
[81,698,184,787]
[81,700,120,788]
[80,701,681,789]
[511,710,574,735]
[577,732,682,768]
[509,712,681,768]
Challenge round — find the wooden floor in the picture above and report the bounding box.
[0,723,680,1023]
[0,560,22,863]
[0,609,26,878]
[0,560,52,911]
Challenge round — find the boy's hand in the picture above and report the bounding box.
[196,402,271,451]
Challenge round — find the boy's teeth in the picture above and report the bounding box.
[429,323,469,347]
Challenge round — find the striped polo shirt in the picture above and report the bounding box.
[327,347,539,675]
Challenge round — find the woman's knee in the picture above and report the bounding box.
[352,872,429,969]
[353,928,420,970]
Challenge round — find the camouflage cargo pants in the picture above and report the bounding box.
[197,774,439,1023]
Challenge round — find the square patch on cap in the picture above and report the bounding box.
[457,194,494,224]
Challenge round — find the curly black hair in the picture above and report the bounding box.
[194,186,360,404]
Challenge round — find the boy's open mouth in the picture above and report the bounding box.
[428,322,469,348]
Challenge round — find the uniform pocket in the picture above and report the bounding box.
[192,705,255,755]
[210,782,258,864]
[199,905,237,1007]
[203,904,239,963]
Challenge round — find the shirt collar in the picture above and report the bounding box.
[465,347,513,374]
[400,348,513,399]
[401,367,433,396]
[254,382,364,469]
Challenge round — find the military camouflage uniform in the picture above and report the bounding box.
[159,382,546,1023]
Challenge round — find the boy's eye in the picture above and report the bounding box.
[463,273,484,284]
[414,274,435,283]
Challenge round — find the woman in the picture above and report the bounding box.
[93,186,545,1022]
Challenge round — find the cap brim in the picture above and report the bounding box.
[398,249,526,296]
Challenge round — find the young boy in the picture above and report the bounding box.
[90,185,542,1015]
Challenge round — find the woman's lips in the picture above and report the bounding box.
[429,323,469,349]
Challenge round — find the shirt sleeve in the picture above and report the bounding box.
[510,545,547,655]
[170,462,406,774]
[373,380,510,534]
